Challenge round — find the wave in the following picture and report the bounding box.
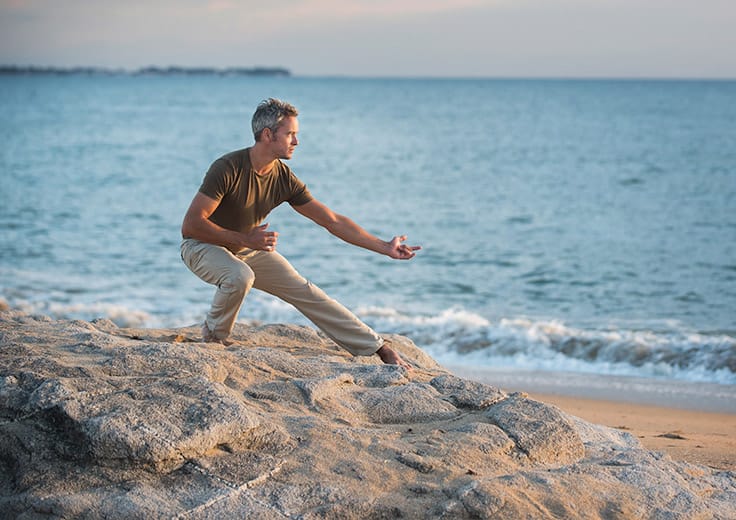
[5,295,735,385]
[357,306,736,385]
[9,300,156,328]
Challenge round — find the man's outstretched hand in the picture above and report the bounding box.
[387,235,421,260]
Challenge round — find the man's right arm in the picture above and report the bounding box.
[181,192,278,252]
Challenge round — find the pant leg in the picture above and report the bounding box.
[244,250,383,357]
[181,239,255,340]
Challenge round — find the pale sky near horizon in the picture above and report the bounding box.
[1,0,735,78]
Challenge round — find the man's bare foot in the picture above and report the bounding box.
[201,323,235,346]
[376,342,412,370]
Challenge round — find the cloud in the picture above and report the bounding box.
[205,0,236,12]
[221,0,497,25]
[307,0,491,18]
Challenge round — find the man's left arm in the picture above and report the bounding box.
[293,199,420,260]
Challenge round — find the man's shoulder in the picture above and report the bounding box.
[216,147,251,168]
[206,148,252,185]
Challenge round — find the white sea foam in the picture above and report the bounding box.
[4,293,735,384]
[357,306,736,385]
[13,300,154,328]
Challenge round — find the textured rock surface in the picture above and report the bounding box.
[1,309,735,519]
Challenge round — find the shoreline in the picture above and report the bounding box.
[446,365,736,413]
[449,365,736,471]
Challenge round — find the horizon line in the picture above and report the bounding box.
[1,64,734,82]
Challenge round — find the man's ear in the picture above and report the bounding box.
[262,127,274,142]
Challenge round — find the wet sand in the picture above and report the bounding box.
[449,365,736,471]
[532,393,736,471]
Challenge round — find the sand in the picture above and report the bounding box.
[532,393,736,472]
[448,365,736,472]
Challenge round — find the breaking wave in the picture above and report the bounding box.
[5,295,735,385]
[357,306,736,385]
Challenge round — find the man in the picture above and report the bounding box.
[181,98,420,369]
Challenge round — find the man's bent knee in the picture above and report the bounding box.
[219,263,255,294]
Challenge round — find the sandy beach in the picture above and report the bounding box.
[532,393,736,471]
[449,365,736,471]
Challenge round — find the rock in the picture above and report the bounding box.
[357,383,460,423]
[486,393,585,465]
[430,373,506,409]
[0,309,734,519]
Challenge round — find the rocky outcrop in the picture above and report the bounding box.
[1,310,734,519]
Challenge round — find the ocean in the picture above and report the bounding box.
[1,75,735,388]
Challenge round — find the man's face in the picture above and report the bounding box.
[269,116,299,160]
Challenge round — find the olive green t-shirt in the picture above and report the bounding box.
[198,147,313,233]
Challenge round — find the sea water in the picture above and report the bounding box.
[1,75,735,386]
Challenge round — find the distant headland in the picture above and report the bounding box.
[0,65,291,77]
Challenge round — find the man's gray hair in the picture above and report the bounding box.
[252,98,298,141]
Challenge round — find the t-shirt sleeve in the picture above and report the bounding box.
[198,158,231,201]
[287,171,313,206]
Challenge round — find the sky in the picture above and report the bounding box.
[1,0,735,78]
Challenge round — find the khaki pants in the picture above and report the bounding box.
[180,239,382,356]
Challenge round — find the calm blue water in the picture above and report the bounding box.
[1,75,735,384]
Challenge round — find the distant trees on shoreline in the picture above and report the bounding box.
[0,65,291,77]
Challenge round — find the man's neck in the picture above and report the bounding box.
[248,143,277,176]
